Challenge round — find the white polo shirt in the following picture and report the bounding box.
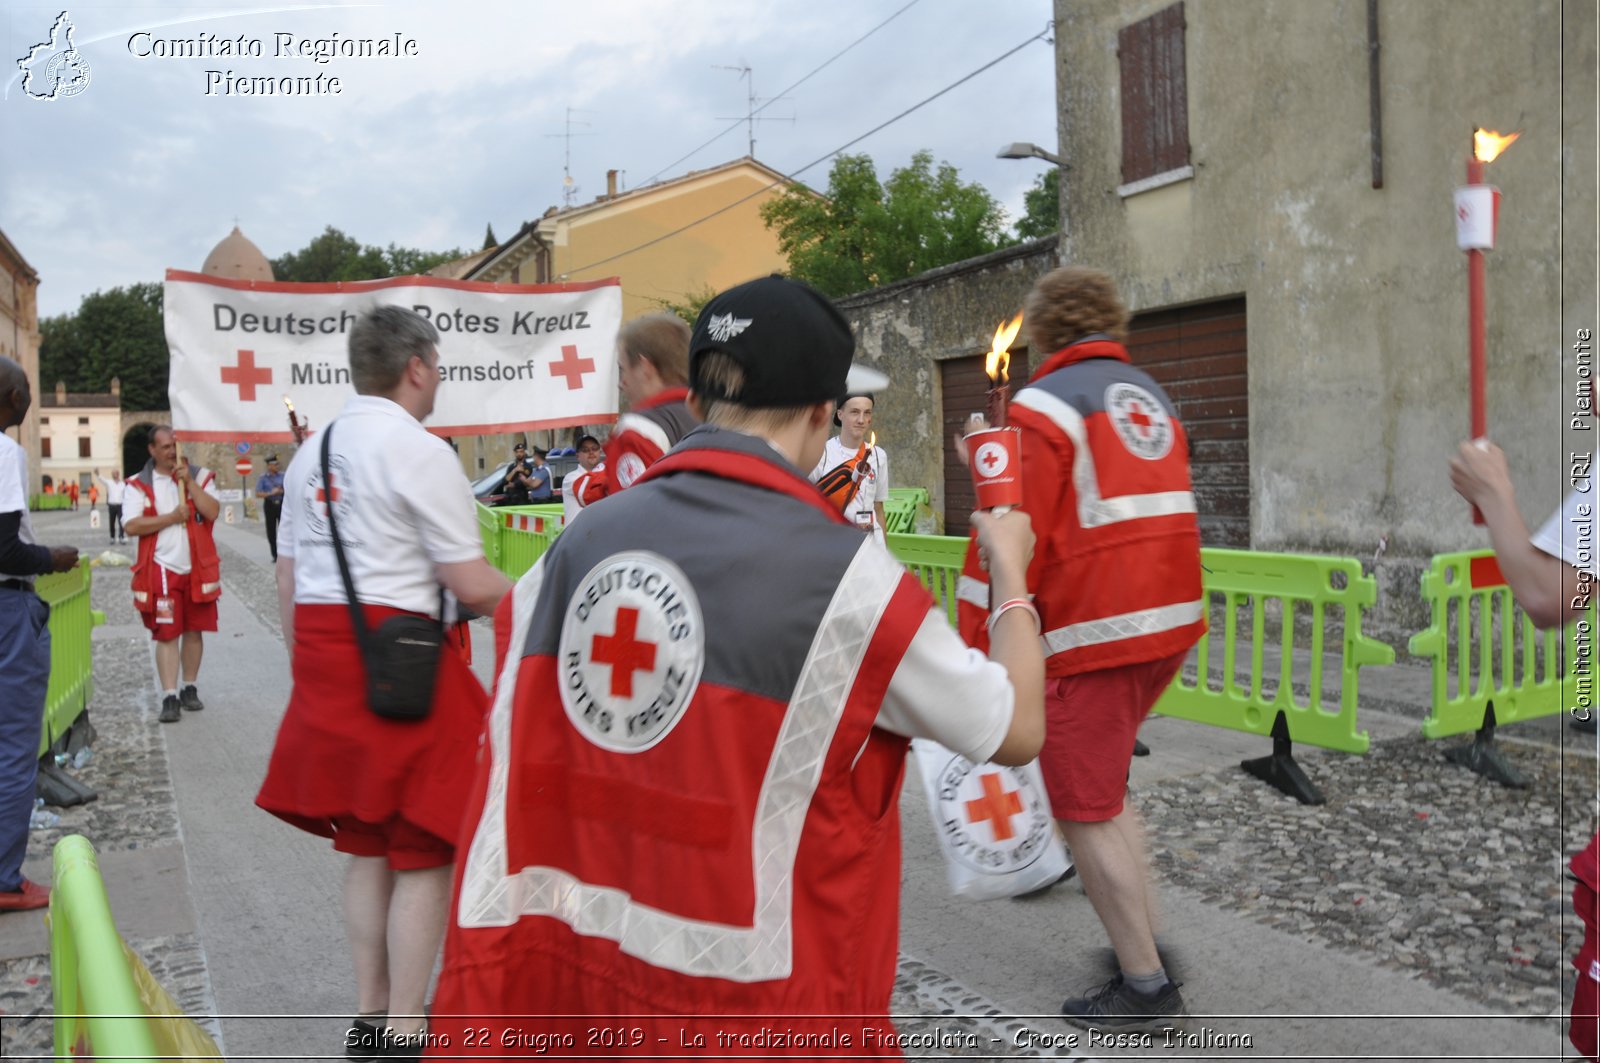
[131,466,220,575]
[561,463,606,524]
[279,395,483,617]
[99,475,126,507]
[0,434,37,585]
[810,436,889,530]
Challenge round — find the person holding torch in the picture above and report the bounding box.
[957,266,1205,1033]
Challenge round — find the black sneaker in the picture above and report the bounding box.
[158,696,181,724]
[345,1017,384,1061]
[180,685,205,712]
[1061,973,1186,1032]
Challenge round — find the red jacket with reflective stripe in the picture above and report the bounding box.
[959,338,1205,675]
[128,465,222,609]
[604,387,695,494]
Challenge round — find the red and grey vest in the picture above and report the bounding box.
[605,386,696,493]
[129,462,222,610]
[435,427,932,1056]
[959,337,1205,675]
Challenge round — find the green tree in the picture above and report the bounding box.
[1014,168,1060,240]
[38,283,169,409]
[37,313,82,394]
[482,223,498,250]
[658,285,719,327]
[760,151,1011,298]
[270,226,467,282]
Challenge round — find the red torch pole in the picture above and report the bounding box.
[1466,154,1487,525]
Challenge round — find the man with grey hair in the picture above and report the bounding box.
[255,305,510,1062]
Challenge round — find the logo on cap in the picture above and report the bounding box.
[1105,383,1174,461]
[559,551,705,753]
[706,313,753,342]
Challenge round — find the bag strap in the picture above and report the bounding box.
[320,423,372,647]
[319,424,446,640]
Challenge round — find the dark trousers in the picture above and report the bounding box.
[0,591,49,892]
[107,503,123,540]
[264,499,283,560]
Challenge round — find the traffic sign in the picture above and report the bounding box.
[235,458,253,477]
[235,441,252,455]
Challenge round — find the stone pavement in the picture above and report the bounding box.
[0,504,1594,1061]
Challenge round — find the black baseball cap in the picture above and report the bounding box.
[689,275,889,409]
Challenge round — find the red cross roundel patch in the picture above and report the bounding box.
[1105,382,1174,461]
[930,751,1056,874]
[558,550,705,753]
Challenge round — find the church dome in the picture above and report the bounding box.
[201,226,274,281]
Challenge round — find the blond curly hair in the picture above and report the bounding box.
[1023,266,1129,351]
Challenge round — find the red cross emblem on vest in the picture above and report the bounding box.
[964,772,1024,841]
[1125,399,1154,438]
[316,477,340,516]
[591,607,657,697]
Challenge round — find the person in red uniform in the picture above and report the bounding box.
[958,267,1205,1033]
[124,426,223,723]
[560,434,607,524]
[603,311,697,496]
[254,306,510,1063]
[431,275,1046,1058]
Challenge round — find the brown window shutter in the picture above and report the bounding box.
[1119,17,1155,183]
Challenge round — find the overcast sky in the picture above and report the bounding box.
[2,0,1060,319]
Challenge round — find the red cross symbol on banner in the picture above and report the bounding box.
[592,606,658,697]
[1125,401,1154,438]
[221,349,273,402]
[316,477,340,516]
[964,772,1024,841]
[549,344,596,390]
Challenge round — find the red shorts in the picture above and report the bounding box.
[1038,652,1185,822]
[331,815,454,871]
[139,568,219,642]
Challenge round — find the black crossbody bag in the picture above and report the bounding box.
[321,424,444,721]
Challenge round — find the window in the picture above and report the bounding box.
[39,417,48,425]
[40,438,51,458]
[78,437,91,458]
[1119,2,1190,185]
[77,416,89,425]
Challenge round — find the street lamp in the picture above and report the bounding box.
[997,142,1063,166]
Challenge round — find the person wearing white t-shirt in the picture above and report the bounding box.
[255,306,511,1062]
[98,469,128,543]
[809,393,889,537]
[560,434,606,524]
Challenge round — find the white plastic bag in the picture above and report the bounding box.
[912,738,1072,900]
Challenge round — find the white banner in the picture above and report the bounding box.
[164,270,623,442]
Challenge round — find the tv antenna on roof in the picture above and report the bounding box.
[714,64,793,159]
[544,107,595,206]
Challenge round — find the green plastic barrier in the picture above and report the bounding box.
[886,532,969,625]
[1407,549,1593,739]
[30,493,72,511]
[37,563,104,757]
[883,487,929,534]
[51,835,160,1063]
[476,502,501,572]
[499,508,564,580]
[1153,549,1393,756]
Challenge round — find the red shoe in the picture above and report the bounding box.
[0,878,50,911]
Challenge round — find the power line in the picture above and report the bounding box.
[638,0,923,187]
[565,24,1052,278]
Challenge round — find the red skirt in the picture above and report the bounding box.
[255,603,489,854]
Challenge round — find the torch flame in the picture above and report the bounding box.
[985,313,1023,384]
[868,431,876,449]
[283,395,295,413]
[1473,128,1520,163]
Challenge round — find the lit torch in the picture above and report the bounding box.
[986,313,1023,427]
[284,395,307,445]
[1456,127,1519,523]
